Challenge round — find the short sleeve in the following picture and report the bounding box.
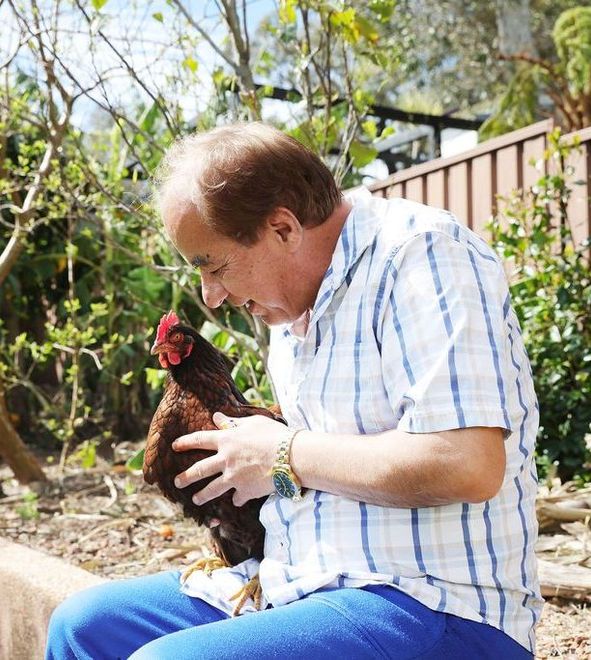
[380,230,513,435]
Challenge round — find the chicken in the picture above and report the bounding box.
[144,310,284,613]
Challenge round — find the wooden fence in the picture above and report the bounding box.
[368,119,591,250]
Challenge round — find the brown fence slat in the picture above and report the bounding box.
[522,135,546,191]
[426,170,446,209]
[471,154,494,235]
[405,178,424,203]
[496,145,521,203]
[386,183,404,198]
[564,139,591,251]
[447,162,470,226]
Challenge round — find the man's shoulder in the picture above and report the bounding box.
[348,189,463,243]
[362,196,498,269]
[375,197,462,242]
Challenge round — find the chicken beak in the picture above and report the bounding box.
[150,341,166,356]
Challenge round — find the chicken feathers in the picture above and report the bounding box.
[144,311,284,567]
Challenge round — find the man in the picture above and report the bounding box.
[46,123,541,659]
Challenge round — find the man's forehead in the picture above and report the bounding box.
[162,204,222,269]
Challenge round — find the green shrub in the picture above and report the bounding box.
[489,129,591,483]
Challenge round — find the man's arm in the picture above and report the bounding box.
[290,425,506,508]
[172,416,506,508]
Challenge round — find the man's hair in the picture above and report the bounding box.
[154,122,342,245]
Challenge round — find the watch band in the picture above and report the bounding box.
[276,429,300,466]
[271,429,303,500]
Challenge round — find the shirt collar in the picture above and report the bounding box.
[285,187,380,339]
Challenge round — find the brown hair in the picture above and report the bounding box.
[154,122,342,245]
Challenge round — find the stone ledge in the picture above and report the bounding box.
[0,538,107,660]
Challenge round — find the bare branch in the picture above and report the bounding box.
[73,0,178,136]
[0,35,27,71]
[171,0,237,71]
[0,0,74,286]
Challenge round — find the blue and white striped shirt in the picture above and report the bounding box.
[182,188,542,652]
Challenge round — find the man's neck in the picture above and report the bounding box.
[287,199,353,331]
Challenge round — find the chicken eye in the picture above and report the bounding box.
[170,331,183,342]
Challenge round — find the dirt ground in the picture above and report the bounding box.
[1,445,589,659]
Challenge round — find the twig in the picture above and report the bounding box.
[103,474,118,509]
[77,517,134,545]
[0,493,30,505]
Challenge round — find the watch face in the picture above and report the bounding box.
[272,469,298,499]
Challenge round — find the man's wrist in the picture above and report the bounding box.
[270,428,303,500]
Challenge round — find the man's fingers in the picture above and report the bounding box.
[174,455,222,489]
[212,411,238,429]
[192,477,231,505]
[232,491,250,507]
[173,431,219,452]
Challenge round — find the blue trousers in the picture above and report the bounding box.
[45,571,532,659]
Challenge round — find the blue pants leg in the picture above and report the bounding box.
[45,571,226,660]
[46,572,533,660]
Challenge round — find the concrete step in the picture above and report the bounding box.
[0,539,107,660]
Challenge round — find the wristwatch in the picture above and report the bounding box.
[271,429,303,501]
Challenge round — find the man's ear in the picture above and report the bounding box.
[266,207,303,251]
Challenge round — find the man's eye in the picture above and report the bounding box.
[210,264,227,276]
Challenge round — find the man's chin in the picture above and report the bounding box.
[249,307,292,326]
[256,313,287,326]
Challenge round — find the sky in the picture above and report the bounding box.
[0,0,279,129]
[0,0,476,177]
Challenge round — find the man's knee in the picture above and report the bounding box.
[46,585,111,659]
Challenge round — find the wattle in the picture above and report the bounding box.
[168,352,182,366]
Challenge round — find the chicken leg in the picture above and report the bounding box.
[181,555,263,616]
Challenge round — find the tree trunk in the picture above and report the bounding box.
[495,0,537,57]
[0,380,47,484]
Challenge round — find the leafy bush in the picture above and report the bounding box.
[489,130,591,482]
[0,90,274,468]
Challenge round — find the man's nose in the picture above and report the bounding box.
[201,275,228,309]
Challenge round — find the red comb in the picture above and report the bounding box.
[155,310,180,344]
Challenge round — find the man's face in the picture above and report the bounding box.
[164,205,304,326]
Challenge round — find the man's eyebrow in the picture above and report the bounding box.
[190,255,213,268]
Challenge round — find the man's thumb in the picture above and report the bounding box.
[213,411,238,429]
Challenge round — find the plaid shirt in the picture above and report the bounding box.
[181,188,542,652]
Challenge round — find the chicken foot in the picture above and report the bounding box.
[180,555,228,583]
[180,556,263,616]
[229,574,263,616]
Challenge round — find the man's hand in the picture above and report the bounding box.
[172,412,289,507]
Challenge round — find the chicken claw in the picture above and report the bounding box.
[180,555,229,583]
[229,574,262,616]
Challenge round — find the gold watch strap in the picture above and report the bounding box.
[275,429,301,468]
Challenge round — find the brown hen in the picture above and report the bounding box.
[144,311,284,610]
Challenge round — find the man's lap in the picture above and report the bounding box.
[45,570,532,659]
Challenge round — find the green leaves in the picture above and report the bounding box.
[126,448,145,471]
[489,131,591,483]
[91,0,109,10]
[553,7,591,95]
[279,0,297,24]
[349,141,378,168]
[182,57,199,73]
